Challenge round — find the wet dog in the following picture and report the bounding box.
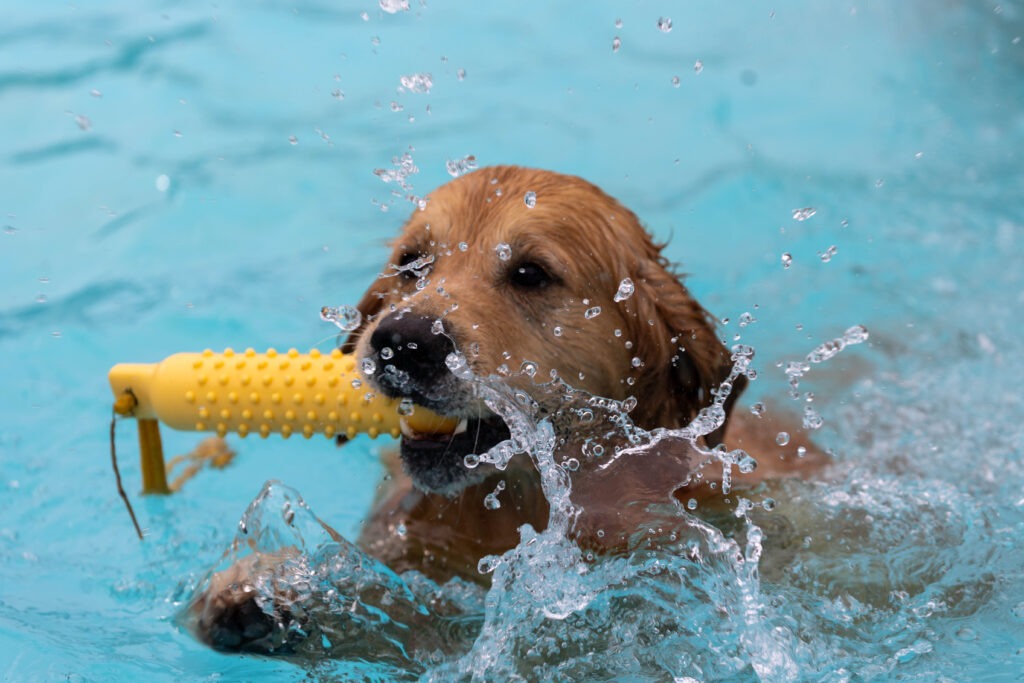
[190,166,825,651]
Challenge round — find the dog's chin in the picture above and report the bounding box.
[399,415,512,495]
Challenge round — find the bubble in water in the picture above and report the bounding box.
[614,18,623,28]
[155,174,170,192]
[395,522,407,537]
[380,347,394,360]
[776,431,790,446]
[797,445,807,458]
[379,0,409,13]
[446,155,478,178]
[360,358,376,376]
[657,17,673,32]
[320,305,362,332]
[792,207,817,221]
[686,498,698,511]
[521,361,538,377]
[524,191,537,208]
[694,59,704,74]
[671,76,680,88]
[750,402,766,417]
[431,319,445,335]
[612,36,621,52]
[288,135,298,145]
[397,398,414,416]
[553,326,563,337]
[781,252,793,269]
[631,357,643,368]
[463,453,480,469]
[456,68,466,81]
[819,245,838,263]
[399,73,433,94]
[495,242,512,260]
[738,311,756,327]
[584,306,602,319]
[458,241,468,252]
[613,278,635,302]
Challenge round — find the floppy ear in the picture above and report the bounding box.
[339,281,388,354]
[625,253,746,445]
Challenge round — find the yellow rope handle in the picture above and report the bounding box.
[109,347,459,494]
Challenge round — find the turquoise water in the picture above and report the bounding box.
[2,1,1023,680]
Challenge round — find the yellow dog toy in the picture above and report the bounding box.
[109,347,458,494]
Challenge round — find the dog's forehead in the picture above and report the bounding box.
[400,167,636,255]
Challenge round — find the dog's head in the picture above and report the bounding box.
[345,166,744,494]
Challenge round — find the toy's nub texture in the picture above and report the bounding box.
[109,347,459,441]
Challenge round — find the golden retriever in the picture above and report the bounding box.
[190,165,825,651]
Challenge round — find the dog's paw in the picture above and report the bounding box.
[187,550,303,654]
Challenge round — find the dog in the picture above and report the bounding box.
[190,165,826,652]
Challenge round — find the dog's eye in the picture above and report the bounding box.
[510,261,554,289]
[395,251,433,279]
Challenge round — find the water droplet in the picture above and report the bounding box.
[288,135,298,145]
[686,498,698,511]
[819,245,838,263]
[802,405,823,430]
[612,36,621,52]
[614,18,623,28]
[524,191,537,208]
[445,351,472,379]
[320,305,362,332]
[399,72,433,93]
[584,306,602,319]
[776,431,790,446]
[380,347,394,360]
[396,522,407,537]
[657,17,673,32]
[622,396,637,412]
[738,311,756,327]
[446,155,478,178]
[35,294,47,304]
[74,114,91,131]
[483,493,501,510]
[495,243,512,261]
[458,241,468,251]
[671,75,680,88]
[762,498,776,511]
[431,319,445,335]
[379,0,409,13]
[331,89,345,100]
[613,278,635,302]
[90,89,102,98]
[155,174,170,192]
[562,457,580,472]
[282,502,295,525]
[797,446,807,458]
[360,358,376,376]
[553,326,563,337]
[781,252,793,269]
[750,402,766,417]
[792,207,817,221]
[397,398,414,416]
[463,453,480,468]
[694,60,704,74]
[521,361,538,377]
[456,68,467,81]
[631,357,643,368]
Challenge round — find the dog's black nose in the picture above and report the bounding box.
[368,314,454,391]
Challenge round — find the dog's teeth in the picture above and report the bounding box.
[454,418,469,436]
[399,418,416,440]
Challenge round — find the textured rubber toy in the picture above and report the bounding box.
[108,347,459,441]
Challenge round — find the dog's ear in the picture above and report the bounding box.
[625,253,746,446]
[339,282,388,354]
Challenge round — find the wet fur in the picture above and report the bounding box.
[190,166,827,649]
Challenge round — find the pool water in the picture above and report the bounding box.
[2,1,1023,680]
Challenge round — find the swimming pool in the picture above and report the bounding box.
[2,0,1023,680]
